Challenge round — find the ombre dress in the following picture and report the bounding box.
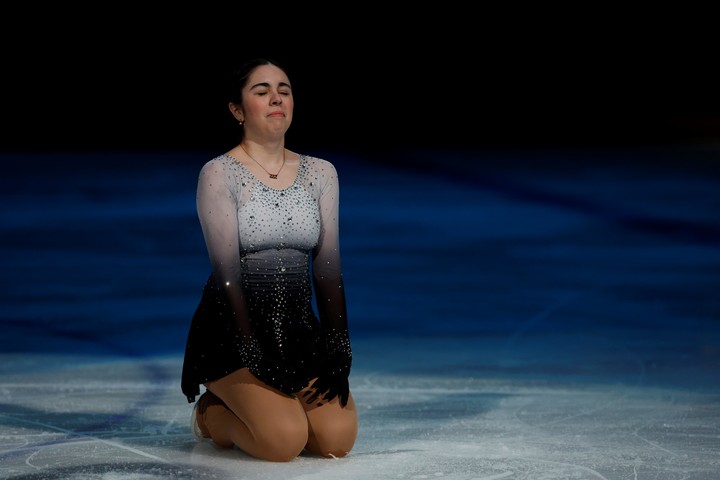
[181,154,351,404]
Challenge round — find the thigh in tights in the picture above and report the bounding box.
[202,368,358,462]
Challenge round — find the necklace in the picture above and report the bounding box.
[239,144,286,179]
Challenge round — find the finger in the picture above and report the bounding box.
[305,393,320,404]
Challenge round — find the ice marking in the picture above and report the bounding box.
[0,414,167,463]
[531,458,610,480]
[633,428,679,456]
[474,471,513,479]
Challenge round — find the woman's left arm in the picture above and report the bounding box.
[307,161,352,406]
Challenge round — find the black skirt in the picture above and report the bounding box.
[181,264,323,403]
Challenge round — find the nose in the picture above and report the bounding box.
[270,91,283,105]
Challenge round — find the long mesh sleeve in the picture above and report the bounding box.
[306,162,352,406]
[312,163,348,332]
[196,161,253,337]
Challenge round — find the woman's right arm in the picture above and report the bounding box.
[196,161,253,335]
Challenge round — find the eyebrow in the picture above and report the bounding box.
[249,81,292,90]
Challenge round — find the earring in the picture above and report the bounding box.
[239,120,244,126]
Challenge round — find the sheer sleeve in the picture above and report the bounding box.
[196,160,252,337]
[312,162,348,332]
[306,161,353,406]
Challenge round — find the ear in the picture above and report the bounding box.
[228,102,244,122]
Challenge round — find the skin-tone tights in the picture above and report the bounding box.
[200,368,358,462]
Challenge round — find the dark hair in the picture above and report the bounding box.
[226,57,290,105]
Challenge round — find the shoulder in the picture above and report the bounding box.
[198,154,239,183]
[200,154,231,174]
[302,155,338,178]
[299,155,340,195]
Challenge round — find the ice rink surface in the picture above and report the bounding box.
[1,147,719,479]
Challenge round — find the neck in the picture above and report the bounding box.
[239,142,287,179]
[241,138,284,152]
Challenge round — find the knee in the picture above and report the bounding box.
[308,416,358,458]
[255,419,308,462]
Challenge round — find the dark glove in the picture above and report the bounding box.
[237,333,305,397]
[303,328,352,407]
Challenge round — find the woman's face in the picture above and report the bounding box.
[235,64,294,140]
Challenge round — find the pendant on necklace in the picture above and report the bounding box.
[239,144,285,179]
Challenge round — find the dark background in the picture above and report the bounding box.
[2,4,720,156]
[3,8,719,155]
